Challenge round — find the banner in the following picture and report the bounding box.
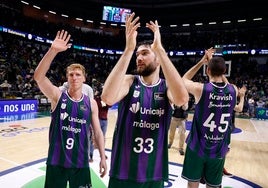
[255,107,268,119]
[0,99,38,115]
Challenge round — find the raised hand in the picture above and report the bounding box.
[51,30,72,53]
[146,20,162,51]
[238,85,247,97]
[201,47,216,65]
[206,47,216,61]
[125,12,140,51]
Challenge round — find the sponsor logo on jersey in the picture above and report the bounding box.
[129,102,140,113]
[154,92,165,100]
[60,112,68,120]
[133,90,140,98]
[140,107,165,117]
[130,102,165,117]
[62,125,81,133]
[61,103,67,109]
[133,120,159,130]
[80,104,87,111]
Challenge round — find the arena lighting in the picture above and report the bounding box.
[182,24,190,27]
[1,25,268,56]
[251,49,256,55]
[209,22,217,25]
[19,1,265,30]
[237,19,246,23]
[48,11,56,15]
[253,18,262,21]
[27,34,32,40]
[61,14,69,18]
[33,5,40,9]
[20,1,29,5]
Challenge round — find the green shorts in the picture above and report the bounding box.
[44,165,91,188]
[108,177,164,188]
[181,146,225,187]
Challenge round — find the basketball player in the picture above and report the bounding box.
[59,82,94,99]
[59,82,95,162]
[101,13,189,188]
[181,48,246,188]
[34,30,107,188]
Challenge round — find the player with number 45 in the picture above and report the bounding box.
[181,47,246,188]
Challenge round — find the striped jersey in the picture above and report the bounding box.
[186,82,237,158]
[46,91,91,168]
[109,75,173,182]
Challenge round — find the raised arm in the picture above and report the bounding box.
[182,48,215,99]
[34,30,71,106]
[183,47,214,81]
[101,13,140,106]
[222,75,229,84]
[234,85,247,112]
[222,75,247,112]
[146,20,188,106]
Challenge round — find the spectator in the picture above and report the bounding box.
[168,102,188,156]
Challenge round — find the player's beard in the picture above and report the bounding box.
[135,62,157,76]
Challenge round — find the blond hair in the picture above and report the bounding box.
[66,63,86,77]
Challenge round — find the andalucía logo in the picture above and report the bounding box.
[0,150,262,188]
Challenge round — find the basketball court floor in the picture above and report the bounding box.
[0,109,267,187]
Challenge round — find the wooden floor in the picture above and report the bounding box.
[0,110,267,187]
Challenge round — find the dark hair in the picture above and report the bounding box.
[136,40,153,50]
[208,56,226,77]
